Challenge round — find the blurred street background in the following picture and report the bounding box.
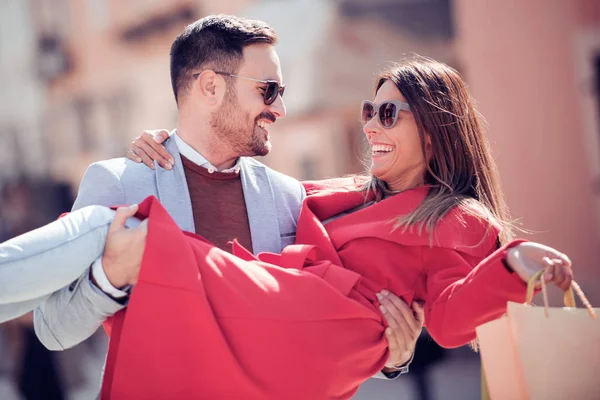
[0,0,599,399]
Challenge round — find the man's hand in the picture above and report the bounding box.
[127,129,173,170]
[102,204,149,289]
[377,290,424,369]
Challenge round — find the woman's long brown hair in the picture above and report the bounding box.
[364,57,514,244]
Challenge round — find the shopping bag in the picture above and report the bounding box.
[477,271,599,399]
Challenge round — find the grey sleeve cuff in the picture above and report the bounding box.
[372,352,414,380]
[90,258,130,299]
[84,269,130,310]
[34,269,127,350]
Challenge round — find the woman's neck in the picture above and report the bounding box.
[381,179,423,196]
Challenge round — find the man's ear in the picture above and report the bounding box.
[195,70,225,105]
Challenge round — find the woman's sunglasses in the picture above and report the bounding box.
[194,71,285,106]
[361,100,411,129]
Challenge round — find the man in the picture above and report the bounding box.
[34,15,421,380]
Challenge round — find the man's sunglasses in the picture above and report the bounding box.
[361,100,411,129]
[193,71,285,106]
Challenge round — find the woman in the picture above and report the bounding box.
[1,58,572,399]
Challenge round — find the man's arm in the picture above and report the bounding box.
[34,163,128,350]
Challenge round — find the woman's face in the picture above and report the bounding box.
[363,80,428,192]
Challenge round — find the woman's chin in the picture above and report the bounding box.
[370,167,386,182]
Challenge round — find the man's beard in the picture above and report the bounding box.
[210,94,271,157]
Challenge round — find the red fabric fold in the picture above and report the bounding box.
[102,196,385,399]
[100,189,528,399]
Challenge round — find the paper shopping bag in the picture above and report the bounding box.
[477,313,524,399]
[504,300,600,399]
[477,273,599,400]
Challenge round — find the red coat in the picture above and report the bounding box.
[101,182,527,399]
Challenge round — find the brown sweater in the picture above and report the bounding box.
[181,155,253,253]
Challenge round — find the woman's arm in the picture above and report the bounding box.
[423,241,572,348]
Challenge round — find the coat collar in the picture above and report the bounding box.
[298,185,498,258]
[238,158,282,254]
[155,137,195,232]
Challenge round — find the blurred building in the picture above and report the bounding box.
[454,0,600,304]
[0,0,599,399]
[257,0,455,179]
[0,1,48,181]
[32,0,194,186]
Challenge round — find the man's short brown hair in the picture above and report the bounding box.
[170,14,278,104]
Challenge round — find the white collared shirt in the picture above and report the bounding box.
[173,132,241,174]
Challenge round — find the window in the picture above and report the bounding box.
[86,0,109,32]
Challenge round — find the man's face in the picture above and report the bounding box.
[211,43,286,157]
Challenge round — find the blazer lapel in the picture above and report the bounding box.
[239,158,281,254]
[155,137,195,232]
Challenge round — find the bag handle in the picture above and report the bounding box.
[526,270,596,319]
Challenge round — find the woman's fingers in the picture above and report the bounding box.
[543,257,573,292]
[127,149,142,163]
[150,129,170,145]
[543,257,555,281]
[134,139,169,169]
[130,142,155,169]
[126,130,174,170]
[140,130,174,168]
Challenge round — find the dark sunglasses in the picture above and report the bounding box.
[361,100,411,129]
[193,71,285,105]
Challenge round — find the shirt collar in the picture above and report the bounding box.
[173,132,241,174]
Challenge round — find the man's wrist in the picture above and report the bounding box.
[383,351,414,376]
[91,258,131,298]
[395,351,414,369]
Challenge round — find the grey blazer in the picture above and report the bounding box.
[33,137,305,350]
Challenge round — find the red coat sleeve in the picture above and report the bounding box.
[423,240,528,348]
